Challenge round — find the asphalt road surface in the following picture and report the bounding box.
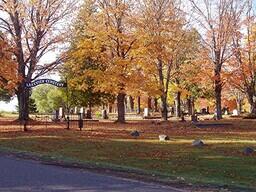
[0,155,187,192]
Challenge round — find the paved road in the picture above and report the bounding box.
[0,155,187,192]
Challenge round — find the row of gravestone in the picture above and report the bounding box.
[130,131,255,155]
[53,107,241,121]
[53,107,180,121]
[52,108,108,120]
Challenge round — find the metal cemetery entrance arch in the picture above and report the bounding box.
[25,79,67,89]
[24,79,68,131]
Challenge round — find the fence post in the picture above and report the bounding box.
[67,116,70,130]
[78,113,83,131]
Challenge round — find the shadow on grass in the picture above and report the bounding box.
[0,135,256,191]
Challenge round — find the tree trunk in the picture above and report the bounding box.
[108,104,113,113]
[191,97,195,116]
[17,83,29,121]
[236,98,242,115]
[137,96,141,114]
[161,94,168,121]
[175,92,181,117]
[154,98,159,112]
[147,97,152,110]
[187,96,192,116]
[214,68,222,120]
[86,110,92,119]
[247,92,256,115]
[250,102,256,115]
[215,79,222,120]
[117,93,126,123]
[17,82,29,131]
[129,96,134,112]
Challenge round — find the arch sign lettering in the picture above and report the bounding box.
[25,79,67,88]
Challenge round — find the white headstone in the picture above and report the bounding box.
[80,107,84,114]
[59,107,64,118]
[232,109,238,116]
[144,108,149,117]
[74,107,78,114]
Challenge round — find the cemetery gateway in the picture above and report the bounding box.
[25,79,67,88]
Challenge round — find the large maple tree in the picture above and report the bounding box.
[135,0,187,121]
[188,0,244,119]
[67,0,144,123]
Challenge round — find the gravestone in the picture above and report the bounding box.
[192,140,205,147]
[232,109,238,116]
[59,107,64,118]
[243,147,254,155]
[131,130,140,138]
[201,108,207,114]
[74,107,78,114]
[80,107,83,114]
[143,108,150,118]
[159,135,169,141]
[191,114,198,122]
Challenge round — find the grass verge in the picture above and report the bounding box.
[0,128,256,192]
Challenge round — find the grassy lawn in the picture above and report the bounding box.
[0,119,256,191]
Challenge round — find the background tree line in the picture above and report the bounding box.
[1,0,256,123]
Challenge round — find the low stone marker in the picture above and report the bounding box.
[159,135,169,141]
[130,130,140,138]
[243,147,254,155]
[192,139,205,147]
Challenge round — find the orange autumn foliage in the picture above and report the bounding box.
[0,37,19,92]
